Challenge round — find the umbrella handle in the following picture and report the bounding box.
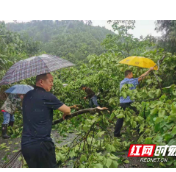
[156,55,166,71]
[154,64,158,71]
[5,93,8,98]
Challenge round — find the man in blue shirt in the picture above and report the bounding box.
[114,67,154,137]
[21,73,71,168]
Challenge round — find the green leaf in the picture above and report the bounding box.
[106,158,112,168]
[132,121,137,128]
[156,89,161,97]
[148,92,154,98]
[168,113,176,123]
[166,160,173,166]
[121,92,127,99]
[12,150,19,153]
[150,108,158,115]
[174,161,176,167]
[124,159,129,163]
[83,125,90,132]
[144,137,153,144]
[79,164,85,168]
[96,131,105,137]
[105,144,116,152]
[159,162,166,167]
[93,163,103,168]
[154,123,161,132]
[158,109,166,117]
[155,117,163,124]
[116,113,125,118]
[56,154,61,161]
[110,160,119,168]
[171,126,176,135]
[153,135,163,143]
[109,154,119,160]
[80,154,87,162]
[147,162,154,167]
[69,150,76,158]
[171,103,176,113]
[168,139,176,146]
[164,134,173,142]
[110,113,115,120]
[87,137,95,144]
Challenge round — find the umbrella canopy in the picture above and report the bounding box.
[0,54,75,85]
[5,85,34,94]
[119,56,158,70]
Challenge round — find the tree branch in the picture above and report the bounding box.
[52,108,108,125]
[157,55,166,70]
[152,54,167,92]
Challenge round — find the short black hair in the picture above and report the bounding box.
[36,73,50,83]
[125,70,132,77]
[80,85,86,89]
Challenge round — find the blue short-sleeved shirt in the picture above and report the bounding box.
[120,78,139,103]
[21,86,63,146]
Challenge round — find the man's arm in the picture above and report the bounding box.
[58,104,71,120]
[138,67,154,82]
[45,93,71,120]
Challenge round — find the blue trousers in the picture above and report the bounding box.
[2,111,15,125]
[89,95,99,108]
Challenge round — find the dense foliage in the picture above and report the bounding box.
[155,20,176,54]
[0,21,42,112]
[6,20,114,64]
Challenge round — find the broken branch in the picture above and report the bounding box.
[52,107,108,125]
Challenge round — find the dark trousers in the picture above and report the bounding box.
[21,140,57,168]
[89,95,99,108]
[114,103,138,136]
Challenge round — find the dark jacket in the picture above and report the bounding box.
[85,87,95,99]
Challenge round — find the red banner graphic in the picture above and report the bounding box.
[128,144,156,157]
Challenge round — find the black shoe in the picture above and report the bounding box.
[2,124,10,139]
[114,134,122,138]
[9,121,14,127]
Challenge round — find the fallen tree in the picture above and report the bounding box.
[2,107,108,168]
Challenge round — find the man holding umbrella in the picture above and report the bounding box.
[114,56,158,137]
[0,54,74,168]
[21,73,71,168]
[114,67,154,137]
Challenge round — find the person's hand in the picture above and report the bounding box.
[83,97,86,100]
[63,113,70,120]
[149,67,154,71]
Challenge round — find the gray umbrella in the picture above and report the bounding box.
[0,54,74,85]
